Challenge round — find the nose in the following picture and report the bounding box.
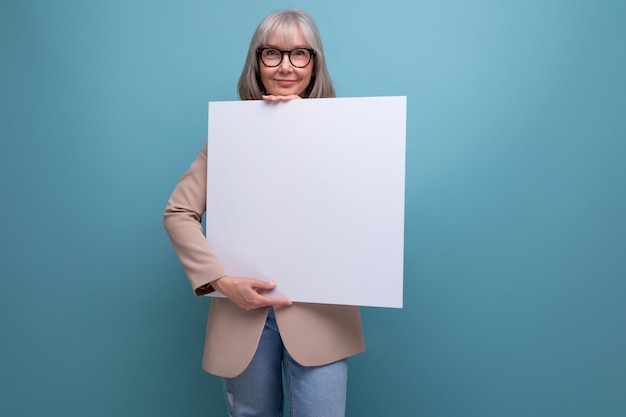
[279,52,293,71]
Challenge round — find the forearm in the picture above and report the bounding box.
[163,209,227,295]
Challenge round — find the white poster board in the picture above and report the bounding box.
[206,96,405,308]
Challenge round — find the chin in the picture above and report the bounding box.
[270,86,305,96]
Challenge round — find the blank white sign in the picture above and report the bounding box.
[206,96,405,308]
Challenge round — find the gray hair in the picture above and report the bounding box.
[237,9,335,100]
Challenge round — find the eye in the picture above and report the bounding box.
[264,49,280,57]
[292,49,308,57]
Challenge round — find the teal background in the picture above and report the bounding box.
[1,0,624,416]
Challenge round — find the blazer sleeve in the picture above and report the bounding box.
[163,142,227,296]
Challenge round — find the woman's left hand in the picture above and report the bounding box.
[262,94,302,102]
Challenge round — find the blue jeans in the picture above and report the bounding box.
[221,308,348,417]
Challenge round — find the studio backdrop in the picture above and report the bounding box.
[1,1,624,416]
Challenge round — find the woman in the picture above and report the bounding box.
[164,9,364,417]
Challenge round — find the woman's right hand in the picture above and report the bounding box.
[211,276,292,311]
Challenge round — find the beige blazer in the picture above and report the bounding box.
[164,143,365,378]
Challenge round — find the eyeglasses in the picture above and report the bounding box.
[257,48,316,68]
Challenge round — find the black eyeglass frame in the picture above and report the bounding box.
[256,47,316,68]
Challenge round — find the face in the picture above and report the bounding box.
[259,27,314,97]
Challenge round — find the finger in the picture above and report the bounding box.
[234,292,291,310]
[252,280,277,291]
[256,294,292,307]
[277,95,300,101]
[262,95,300,102]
